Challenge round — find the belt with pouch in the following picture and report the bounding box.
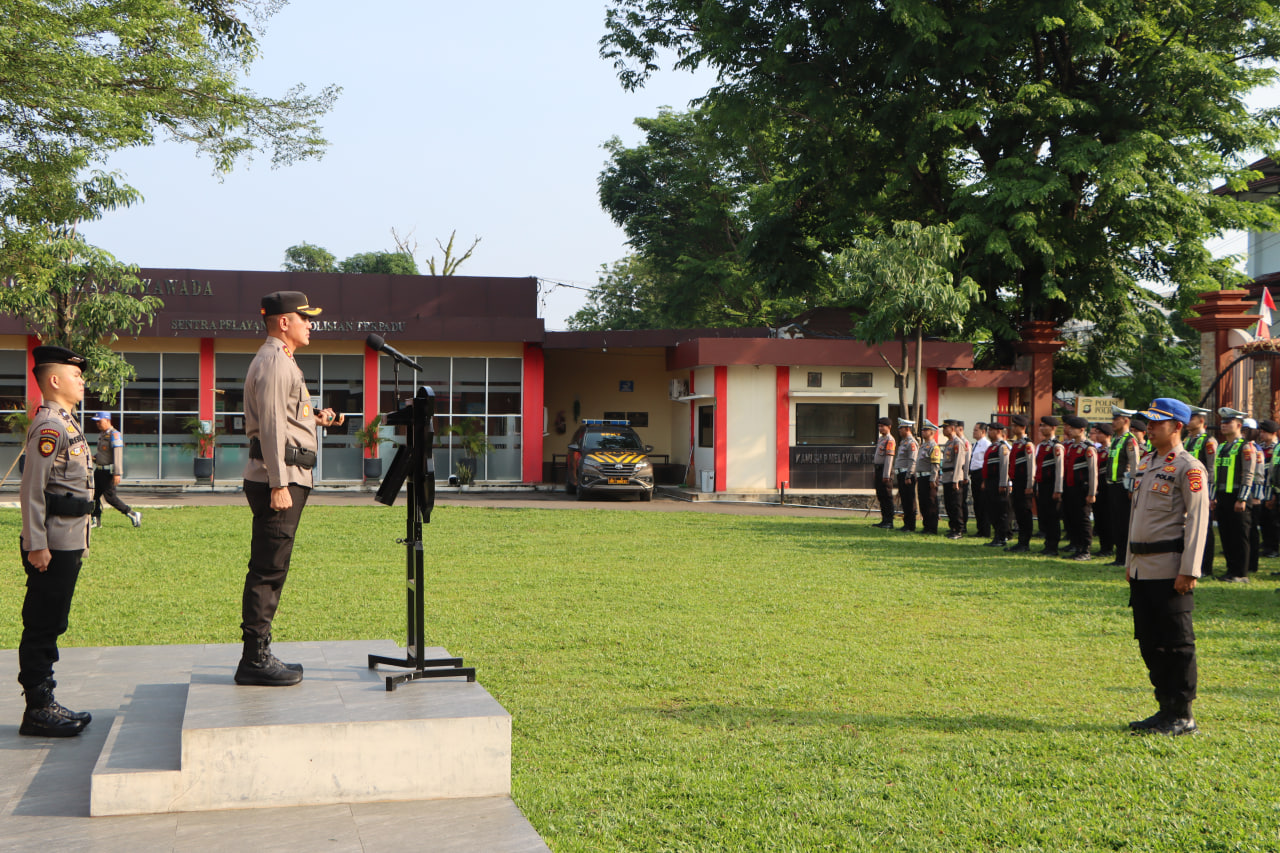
[248,437,317,469]
[1128,539,1185,555]
[45,492,94,517]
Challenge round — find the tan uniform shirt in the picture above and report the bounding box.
[243,336,318,489]
[940,435,968,484]
[872,433,896,480]
[894,434,918,476]
[1125,447,1210,580]
[95,427,124,473]
[916,438,941,479]
[21,405,93,552]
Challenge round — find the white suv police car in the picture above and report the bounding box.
[565,420,655,501]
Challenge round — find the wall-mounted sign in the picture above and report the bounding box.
[619,380,634,392]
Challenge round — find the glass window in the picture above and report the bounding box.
[807,372,822,388]
[796,403,878,446]
[122,354,161,412]
[0,351,27,473]
[840,372,873,388]
[698,406,714,448]
[122,412,159,480]
[163,354,199,411]
[216,353,253,414]
[453,358,486,415]
[487,358,521,414]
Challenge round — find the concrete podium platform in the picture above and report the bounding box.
[0,642,548,852]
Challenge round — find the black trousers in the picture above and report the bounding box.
[92,468,132,519]
[1011,482,1034,546]
[1036,482,1061,551]
[875,476,895,525]
[1094,482,1113,553]
[1216,496,1251,578]
[1062,485,1093,553]
[1248,502,1261,573]
[960,479,971,529]
[1130,578,1197,707]
[1260,500,1280,555]
[943,482,964,534]
[917,476,939,532]
[896,473,917,530]
[242,480,311,641]
[985,483,1010,541]
[1201,508,1216,576]
[18,545,83,689]
[1108,482,1133,560]
[971,469,989,536]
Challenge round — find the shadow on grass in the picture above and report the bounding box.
[628,703,1117,735]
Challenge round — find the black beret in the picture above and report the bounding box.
[1010,414,1029,426]
[1093,423,1114,436]
[31,345,87,373]
[1261,420,1279,433]
[954,420,965,427]
[1130,414,1149,427]
[1063,415,1089,429]
[261,290,322,318]
[877,417,892,426]
[1040,415,1061,427]
[987,421,1007,431]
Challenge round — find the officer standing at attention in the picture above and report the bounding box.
[893,418,920,532]
[1006,414,1037,552]
[941,419,969,539]
[1035,416,1065,555]
[1060,415,1098,561]
[17,346,95,737]
[1092,422,1115,560]
[1253,419,1279,559]
[916,419,942,534]
[955,421,971,532]
[90,412,142,529]
[983,421,1012,547]
[969,422,991,539]
[1183,406,1218,577]
[237,291,343,686]
[1125,398,1208,737]
[1211,407,1255,582]
[871,417,896,529]
[1109,407,1143,566]
[1242,418,1264,576]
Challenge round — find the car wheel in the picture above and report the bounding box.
[641,489,653,502]
[576,485,589,501]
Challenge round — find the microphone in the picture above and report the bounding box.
[366,334,422,371]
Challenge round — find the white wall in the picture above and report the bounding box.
[726,365,778,490]
[937,388,1000,429]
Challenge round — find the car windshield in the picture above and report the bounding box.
[583,431,644,451]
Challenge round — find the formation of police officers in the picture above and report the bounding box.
[871,403,1280,581]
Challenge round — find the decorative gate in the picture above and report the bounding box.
[1197,346,1280,426]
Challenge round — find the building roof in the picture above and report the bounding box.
[1212,156,1280,202]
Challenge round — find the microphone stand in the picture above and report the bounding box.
[367,384,476,690]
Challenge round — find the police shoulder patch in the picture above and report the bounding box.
[40,428,59,438]
[1188,469,1204,492]
[37,436,56,457]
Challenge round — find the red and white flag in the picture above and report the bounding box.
[1257,288,1276,339]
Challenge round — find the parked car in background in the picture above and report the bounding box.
[565,419,654,501]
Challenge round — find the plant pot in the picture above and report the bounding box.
[194,456,215,482]
[363,457,382,480]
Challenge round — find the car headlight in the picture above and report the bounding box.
[581,458,604,474]
[633,459,651,472]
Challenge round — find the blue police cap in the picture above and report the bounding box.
[1143,398,1192,424]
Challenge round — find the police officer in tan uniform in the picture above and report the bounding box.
[90,411,141,529]
[916,419,942,534]
[1125,398,1209,737]
[941,419,969,539]
[871,417,896,528]
[17,346,95,737]
[237,291,343,686]
[893,418,919,531]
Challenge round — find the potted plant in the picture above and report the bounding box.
[354,413,391,480]
[443,418,493,485]
[183,416,216,482]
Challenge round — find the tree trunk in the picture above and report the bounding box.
[913,324,924,425]
[899,337,909,421]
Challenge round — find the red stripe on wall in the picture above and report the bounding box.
[363,346,380,458]
[25,336,40,408]
[776,366,789,488]
[997,387,1010,413]
[715,366,728,491]
[522,342,545,483]
[199,339,215,420]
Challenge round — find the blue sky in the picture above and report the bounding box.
[81,2,714,329]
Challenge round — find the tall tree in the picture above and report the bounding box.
[0,227,161,400]
[830,221,981,424]
[568,255,671,331]
[601,1,1280,382]
[282,242,338,273]
[339,251,419,276]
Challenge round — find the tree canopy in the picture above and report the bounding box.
[282,242,338,273]
[600,0,1280,383]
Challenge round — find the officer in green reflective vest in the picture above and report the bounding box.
[1211,407,1255,582]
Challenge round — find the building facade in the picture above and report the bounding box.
[0,269,1036,491]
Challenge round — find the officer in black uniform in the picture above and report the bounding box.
[1035,416,1064,556]
[1007,414,1036,552]
[16,346,95,737]
[983,421,1012,547]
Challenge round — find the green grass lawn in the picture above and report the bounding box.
[2,504,1279,851]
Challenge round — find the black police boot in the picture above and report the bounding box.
[1129,696,1169,732]
[19,680,87,737]
[1147,702,1198,736]
[263,633,303,674]
[235,635,303,686]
